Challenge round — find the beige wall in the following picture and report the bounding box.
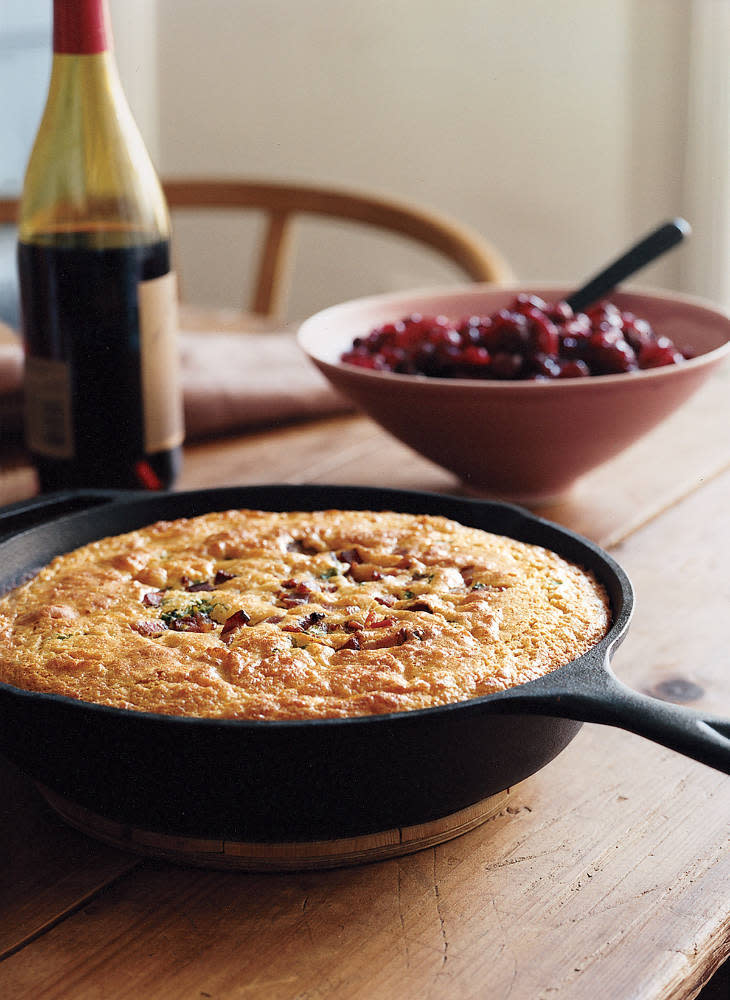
[126,0,695,320]
[110,0,159,160]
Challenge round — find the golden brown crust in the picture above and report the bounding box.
[0,509,610,719]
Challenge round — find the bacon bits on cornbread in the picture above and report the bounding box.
[0,509,610,719]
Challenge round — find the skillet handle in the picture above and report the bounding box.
[0,490,130,542]
[539,670,730,774]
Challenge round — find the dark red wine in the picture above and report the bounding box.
[18,236,183,491]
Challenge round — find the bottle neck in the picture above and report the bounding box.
[53,0,112,55]
[20,0,169,246]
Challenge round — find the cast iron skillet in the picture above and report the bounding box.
[0,484,728,843]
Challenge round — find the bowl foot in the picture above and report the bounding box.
[459,479,577,507]
[36,783,511,871]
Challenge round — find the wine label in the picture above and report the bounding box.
[24,357,74,459]
[138,270,185,453]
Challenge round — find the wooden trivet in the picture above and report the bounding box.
[36,784,510,871]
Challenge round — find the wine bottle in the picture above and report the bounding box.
[17,0,184,492]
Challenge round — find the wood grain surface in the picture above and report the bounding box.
[0,759,140,963]
[0,366,728,998]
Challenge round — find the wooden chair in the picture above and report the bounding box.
[162,179,512,323]
[0,200,17,227]
[0,179,513,325]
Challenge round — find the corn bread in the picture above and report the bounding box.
[0,509,610,719]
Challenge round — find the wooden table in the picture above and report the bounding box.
[1,363,729,999]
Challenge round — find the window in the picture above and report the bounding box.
[0,1,51,326]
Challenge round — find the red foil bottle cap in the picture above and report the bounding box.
[53,0,112,54]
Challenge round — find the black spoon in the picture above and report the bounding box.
[565,218,691,314]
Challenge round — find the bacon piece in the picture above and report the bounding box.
[279,580,315,596]
[337,547,363,566]
[278,596,312,608]
[214,570,236,584]
[404,600,433,612]
[186,581,215,593]
[282,611,326,634]
[276,580,318,608]
[169,611,216,633]
[131,619,168,637]
[220,609,251,644]
[374,594,396,608]
[142,590,165,608]
[350,564,382,582]
[344,619,364,632]
[339,634,362,651]
[362,626,423,650]
[364,612,395,629]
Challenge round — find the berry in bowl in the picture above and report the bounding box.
[340,294,691,381]
[297,284,730,502]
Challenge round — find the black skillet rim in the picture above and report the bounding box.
[0,483,634,730]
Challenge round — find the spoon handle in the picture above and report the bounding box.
[565,218,691,314]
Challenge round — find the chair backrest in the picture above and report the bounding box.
[0,179,513,319]
[0,200,16,226]
[162,179,512,319]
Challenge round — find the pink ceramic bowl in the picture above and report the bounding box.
[297,284,730,501]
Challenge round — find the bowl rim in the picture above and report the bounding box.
[297,281,730,389]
